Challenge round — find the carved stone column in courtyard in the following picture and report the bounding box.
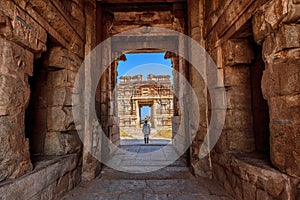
[253,0,300,178]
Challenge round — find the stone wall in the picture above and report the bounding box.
[42,46,83,156]
[0,0,47,181]
[252,0,300,179]
[0,0,88,198]
[0,154,81,200]
[202,0,300,198]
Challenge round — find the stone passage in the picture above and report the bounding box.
[62,145,233,200]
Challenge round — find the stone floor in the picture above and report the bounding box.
[62,145,233,200]
[120,139,171,145]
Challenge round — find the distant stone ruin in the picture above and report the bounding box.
[117,74,173,130]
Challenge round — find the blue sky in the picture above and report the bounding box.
[117,53,172,119]
[117,53,172,83]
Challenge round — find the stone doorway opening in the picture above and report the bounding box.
[85,0,190,177]
[116,52,174,146]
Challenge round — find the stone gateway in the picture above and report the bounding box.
[0,0,299,199]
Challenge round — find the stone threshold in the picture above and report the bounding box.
[0,154,80,200]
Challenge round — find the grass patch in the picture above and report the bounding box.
[156,129,172,139]
[120,129,133,138]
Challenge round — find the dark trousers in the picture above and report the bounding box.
[144,134,149,144]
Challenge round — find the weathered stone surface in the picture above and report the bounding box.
[0,38,33,181]
[224,109,253,130]
[0,154,80,200]
[48,87,73,106]
[30,0,84,57]
[256,189,272,200]
[261,25,300,64]
[0,113,32,181]
[0,75,30,116]
[0,38,33,116]
[44,132,82,156]
[213,153,300,200]
[225,130,255,153]
[63,147,233,199]
[0,38,34,75]
[225,86,252,110]
[47,107,75,132]
[44,46,82,71]
[253,0,300,45]
[47,69,77,88]
[260,34,300,178]
[261,60,300,101]
[0,0,47,53]
[223,39,255,66]
[224,66,251,87]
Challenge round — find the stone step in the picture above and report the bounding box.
[100,166,192,180]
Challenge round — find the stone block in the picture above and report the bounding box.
[47,69,78,88]
[0,38,34,116]
[223,39,255,66]
[256,189,272,200]
[47,107,75,131]
[225,85,252,110]
[269,95,300,126]
[30,0,84,57]
[44,132,82,156]
[0,154,79,200]
[252,9,273,45]
[0,113,32,181]
[224,65,251,87]
[53,173,71,197]
[270,123,300,177]
[225,130,255,153]
[224,109,253,130]
[262,25,300,63]
[0,1,47,53]
[0,38,34,76]
[214,132,228,154]
[262,60,300,99]
[230,154,300,199]
[70,1,85,25]
[0,74,30,116]
[253,0,300,45]
[276,24,300,51]
[48,87,73,106]
[44,46,82,71]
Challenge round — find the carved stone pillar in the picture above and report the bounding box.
[252,0,300,178]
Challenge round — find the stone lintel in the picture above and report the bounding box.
[0,0,47,54]
[29,0,85,58]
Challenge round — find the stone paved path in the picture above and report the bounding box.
[62,145,233,200]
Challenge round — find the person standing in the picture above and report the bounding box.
[142,120,151,144]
